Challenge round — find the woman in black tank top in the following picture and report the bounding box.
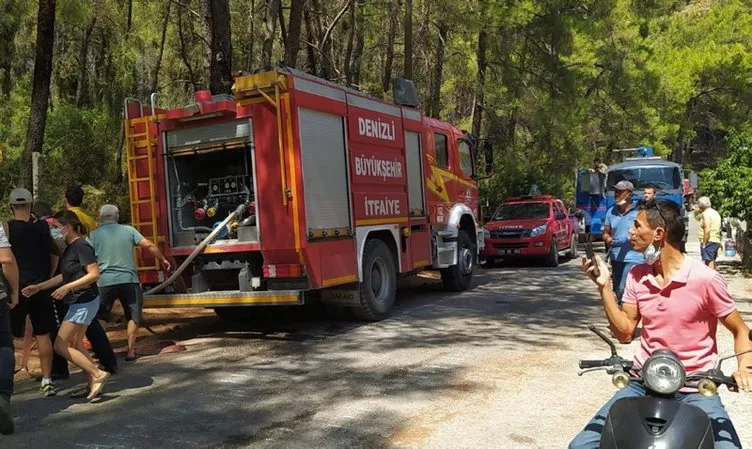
[23,211,110,401]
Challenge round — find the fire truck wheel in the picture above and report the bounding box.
[440,230,474,292]
[354,238,397,321]
[545,238,559,267]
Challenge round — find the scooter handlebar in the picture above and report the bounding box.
[579,360,607,369]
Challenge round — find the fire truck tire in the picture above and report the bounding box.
[545,238,559,267]
[440,230,474,292]
[353,238,397,321]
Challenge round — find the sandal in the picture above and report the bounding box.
[125,353,138,362]
[86,372,111,401]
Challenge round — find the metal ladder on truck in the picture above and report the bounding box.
[124,98,166,284]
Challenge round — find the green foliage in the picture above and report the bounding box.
[37,104,120,203]
[1,0,751,224]
[698,130,752,222]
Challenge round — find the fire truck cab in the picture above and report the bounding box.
[123,67,486,321]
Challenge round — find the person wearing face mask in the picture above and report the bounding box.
[570,199,752,449]
[602,180,644,305]
[23,211,111,401]
[32,201,72,381]
[32,201,117,384]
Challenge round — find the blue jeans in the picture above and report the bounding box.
[611,261,636,304]
[0,304,13,399]
[569,382,742,449]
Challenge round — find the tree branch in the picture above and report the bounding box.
[170,0,200,18]
[320,0,353,49]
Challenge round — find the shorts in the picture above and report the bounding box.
[701,242,720,261]
[98,283,144,324]
[10,290,57,338]
[64,297,100,326]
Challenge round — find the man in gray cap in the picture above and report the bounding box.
[603,180,644,304]
[88,205,170,361]
[5,188,60,397]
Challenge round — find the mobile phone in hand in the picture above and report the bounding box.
[585,242,600,277]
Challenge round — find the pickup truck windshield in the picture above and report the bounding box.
[606,166,682,191]
[494,203,550,220]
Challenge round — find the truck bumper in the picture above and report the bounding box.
[143,290,304,308]
[482,237,550,258]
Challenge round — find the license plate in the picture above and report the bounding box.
[498,249,521,255]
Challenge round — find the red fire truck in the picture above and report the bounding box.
[123,67,488,321]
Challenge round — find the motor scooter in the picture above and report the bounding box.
[577,325,752,448]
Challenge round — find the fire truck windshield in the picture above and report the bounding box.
[606,166,681,191]
[493,203,550,220]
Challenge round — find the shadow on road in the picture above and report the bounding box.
[7,260,597,449]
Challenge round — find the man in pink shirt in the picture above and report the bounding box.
[569,199,752,449]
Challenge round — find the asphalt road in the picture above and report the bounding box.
[5,220,752,448]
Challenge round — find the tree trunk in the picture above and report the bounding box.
[278,0,287,50]
[127,0,132,33]
[177,5,198,91]
[100,33,114,110]
[471,26,487,138]
[199,0,213,87]
[261,0,281,70]
[403,0,413,80]
[382,0,401,94]
[75,14,97,107]
[284,0,304,67]
[0,66,10,98]
[199,0,233,94]
[303,3,318,74]
[350,0,366,87]
[310,0,330,79]
[420,0,431,102]
[115,120,125,185]
[210,0,232,94]
[344,0,355,84]
[245,0,256,70]
[305,0,350,81]
[151,1,172,93]
[427,21,447,118]
[19,0,56,189]
[0,1,19,98]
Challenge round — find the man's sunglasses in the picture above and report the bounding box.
[637,199,670,227]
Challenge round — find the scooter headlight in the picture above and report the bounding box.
[642,350,685,395]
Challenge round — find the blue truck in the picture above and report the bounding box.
[575,146,692,246]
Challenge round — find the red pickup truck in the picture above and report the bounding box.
[482,195,578,267]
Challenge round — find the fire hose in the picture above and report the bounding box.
[144,203,248,295]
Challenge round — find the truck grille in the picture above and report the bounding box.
[490,230,531,239]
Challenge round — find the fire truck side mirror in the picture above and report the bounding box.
[483,141,494,175]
